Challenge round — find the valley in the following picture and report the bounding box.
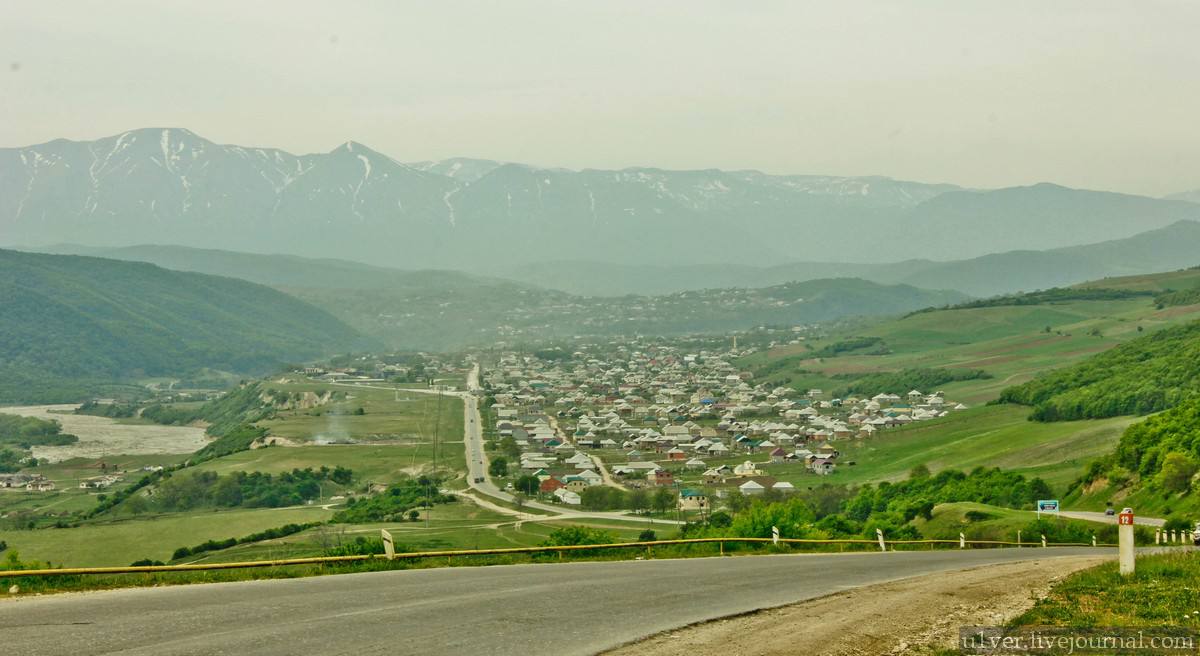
[4,194,1200,656]
[7,8,1200,653]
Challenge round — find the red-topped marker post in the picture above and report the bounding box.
[1118,508,1135,576]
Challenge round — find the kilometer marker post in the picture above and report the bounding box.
[1118,509,1135,576]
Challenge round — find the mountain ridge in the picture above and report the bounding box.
[7,128,1196,270]
[0,248,376,402]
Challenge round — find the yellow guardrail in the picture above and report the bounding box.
[0,536,1119,579]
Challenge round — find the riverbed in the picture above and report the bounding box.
[1,404,210,462]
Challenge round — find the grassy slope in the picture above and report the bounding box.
[748,296,1200,405]
[252,380,466,474]
[3,506,336,567]
[737,271,1200,499]
[1015,551,1200,628]
[757,406,1134,492]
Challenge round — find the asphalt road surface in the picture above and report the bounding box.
[0,548,1112,656]
[1059,510,1165,527]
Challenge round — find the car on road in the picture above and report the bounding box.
[1104,508,1115,516]
[473,476,484,484]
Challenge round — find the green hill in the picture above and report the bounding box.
[998,319,1200,421]
[743,278,1200,406]
[1066,396,1200,517]
[38,245,965,350]
[0,249,374,403]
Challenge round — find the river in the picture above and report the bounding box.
[1,404,209,462]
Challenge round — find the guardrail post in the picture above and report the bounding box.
[959,532,966,549]
[1017,530,1022,548]
[1155,529,1161,545]
[719,540,725,556]
[876,528,886,552]
[381,529,395,561]
[1041,534,1047,548]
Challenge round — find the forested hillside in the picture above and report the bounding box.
[998,319,1200,420]
[0,250,375,403]
[1069,396,1200,515]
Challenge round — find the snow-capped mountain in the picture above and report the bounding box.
[3,128,1198,269]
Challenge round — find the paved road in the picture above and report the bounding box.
[0,548,1112,656]
[337,369,680,525]
[1060,510,1165,527]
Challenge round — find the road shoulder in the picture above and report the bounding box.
[603,556,1107,656]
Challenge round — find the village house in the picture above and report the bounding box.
[678,488,709,511]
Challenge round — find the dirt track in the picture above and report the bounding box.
[605,556,1105,656]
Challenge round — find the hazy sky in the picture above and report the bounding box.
[3,1,1198,196]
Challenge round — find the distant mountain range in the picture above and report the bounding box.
[5,128,1199,270]
[490,221,1200,297]
[1165,189,1200,204]
[0,249,374,402]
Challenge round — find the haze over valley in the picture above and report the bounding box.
[5,3,1200,653]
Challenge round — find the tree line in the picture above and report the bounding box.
[999,319,1200,421]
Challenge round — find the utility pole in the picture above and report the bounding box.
[426,387,443,530]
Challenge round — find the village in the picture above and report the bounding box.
[478,340,969,514]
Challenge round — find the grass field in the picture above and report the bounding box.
[206,505,652,563]
[258,378,463,447]
[0,454,190,519]
[1014,551,1200,628]
[3,505,336,567]
[745,295,1200,405]
[189,443,460,485]
[753,405,1136,493]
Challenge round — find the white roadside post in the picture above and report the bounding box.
[381,529,395,561]
[1118,509,1135,576]
[772,526,779,546]
[1155,529,1161,545]
[1041,534,1047,548]
[1092,535,1097,547]
[959,532,966,549]
[876,528,886,552]
[1017,530,1022,548]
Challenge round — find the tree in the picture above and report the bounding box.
[488,457,508,478]
[124,493,148,515]
[627,488,649,514]
[638,529,657,542]
[515,475,540,496]
[582,486,627,510]
[1158,452,1198,492]
[542,525,617,547]
[909,463,931,479]
[651,488,675,515]
[707,510,733,528]
[726,490,750,513]
[407,509,421,522]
